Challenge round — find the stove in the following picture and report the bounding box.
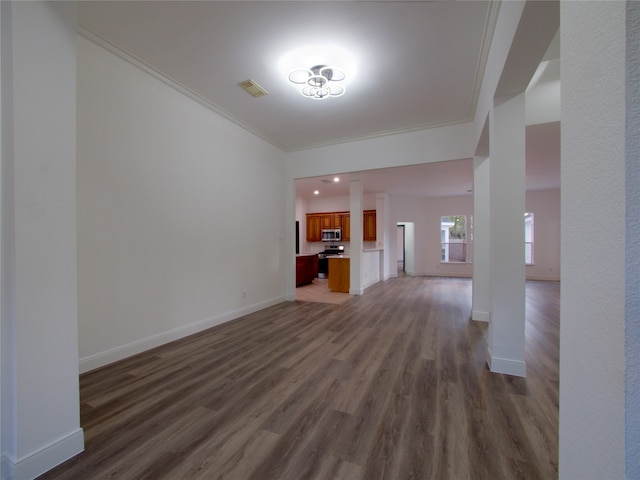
[317,245,345,278]
[318,245,345,258]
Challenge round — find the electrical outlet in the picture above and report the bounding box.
[242,290,247,298]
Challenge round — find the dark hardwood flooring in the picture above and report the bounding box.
[39,276,559,480]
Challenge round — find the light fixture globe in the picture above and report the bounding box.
[288,65,347,99]
[280,45,355,100]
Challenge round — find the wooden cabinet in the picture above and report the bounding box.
[306,214,322,242]
[342,214,350,241]
[296,254,318,287]
[319,214,342,230]
[306,210,375,242]
[328,257,350,293]
[364,210,376,241]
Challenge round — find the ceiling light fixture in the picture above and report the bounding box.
[288,65,346,100]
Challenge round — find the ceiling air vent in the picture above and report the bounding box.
[239,79,268,98]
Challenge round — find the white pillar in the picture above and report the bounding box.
[285,176,296,301]
[1,2,84,478]
[472,155,491,322]
[349,179,363,295]
[376,192,392,280]
[487,93,526,377]
[560,2,627,478]
[625,3,640,476]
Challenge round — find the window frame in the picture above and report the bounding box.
[525,212,534,265]
[440,215,468,263]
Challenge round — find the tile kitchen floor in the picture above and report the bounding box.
[295,278,351,304]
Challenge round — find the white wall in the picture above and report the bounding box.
[361,250,381,290]
[306,193,377,213]
[1,3,84,478]
[287,122,475,181]
[560,2,626,478]
[388,190,560,281]
[77,36,287,372]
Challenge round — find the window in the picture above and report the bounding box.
[525,212,534,265]
[441,215,467,262]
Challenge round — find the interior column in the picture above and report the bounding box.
[1,2,84,478]
[349,179,363,295]
[472,154,491,322]
[376,192,391,280]
[487,93,526,377]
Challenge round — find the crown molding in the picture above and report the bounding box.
[469,1,501,118]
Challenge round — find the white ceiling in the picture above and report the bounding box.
[77,1,560,199]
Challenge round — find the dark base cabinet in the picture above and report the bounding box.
[296,254,318,287]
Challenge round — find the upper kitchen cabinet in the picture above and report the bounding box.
[305,210,376,242]
[320,214,343,230]
[364,210,376,242]
[342,214,350,241]
[306,214,322,242]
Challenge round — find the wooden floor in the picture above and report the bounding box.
[39,275,559,480]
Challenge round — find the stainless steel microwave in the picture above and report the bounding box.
[321,229,342,242]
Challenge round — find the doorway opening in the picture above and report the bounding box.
[397,224,405,274]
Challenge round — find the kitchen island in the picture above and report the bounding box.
[328,257,350,293]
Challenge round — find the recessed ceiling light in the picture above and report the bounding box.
[314,190,319,195]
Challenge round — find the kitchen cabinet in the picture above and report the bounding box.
[319,214,342,229]
[305,210,375,242]
[320,215,332,229]
[364,210,376,241]
[306,214,322,242]
[344,211,375,241]
[328,257,350,293]
[296,254,318,287]
[342,214,350,241]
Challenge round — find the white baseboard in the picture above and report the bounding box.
[2,429,84,480]
[472,310,490,322]
[487,349,527,377]
[79,295,288,373]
